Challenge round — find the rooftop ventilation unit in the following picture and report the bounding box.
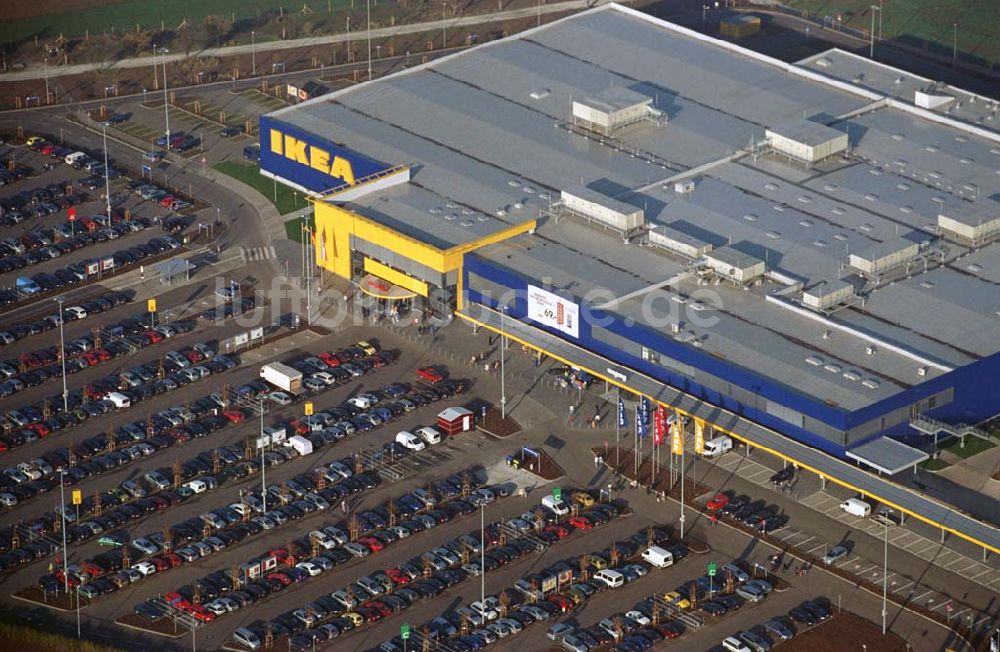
[937,200,1000,243]
[701,245,765,285]
[765,119,848,164]
[674,180,695,194]
[558,186,645,236]
[847,238,920,277]
[571,87,663,135]
[647,223,713,260]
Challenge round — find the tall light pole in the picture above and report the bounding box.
[259,396,267,515]
[366,0,373,81]
[869,6,879,58]
[878,0,883,39]
[102,125,112,223]
[480,503,485,607]
[347,17,351,62]
[702,4,708,30]
[679,427,686,539]
[162,47,171,144]
[43,58,49,103]
[56,297,68,412]
[882,510,889,633]
[251,31,256,76]
[499,305,507,419]
[442,2,448,49]
[952,22,958,60]
[152,44,158,92]
[59,470,68,593]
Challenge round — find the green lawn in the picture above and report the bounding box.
[919,456,950,471]
[213,160,304,215]
[0,0,356,44]
[284,214,316,243]
[782,0,1000,65]
[941,436,996,460]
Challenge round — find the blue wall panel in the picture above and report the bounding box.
[259,115,390,193]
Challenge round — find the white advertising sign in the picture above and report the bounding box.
[526,284,579,338]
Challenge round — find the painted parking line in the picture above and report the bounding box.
[969,568,995,581]
[911,590,933,602]
[804,543,826,555]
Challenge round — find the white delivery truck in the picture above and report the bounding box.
[260,362,303,394]
[840,497,872,518]
[64,151,87,167]
[701,435,733,458]
[264,425,287,446]
[286,435,313,456]
[641,545,675,568]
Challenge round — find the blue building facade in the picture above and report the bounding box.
[463,253,1000,458]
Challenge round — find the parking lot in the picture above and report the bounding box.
[0,99,991,652]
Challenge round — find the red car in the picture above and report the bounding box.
[163,553,183,568]
[386,568,411,585]
[656,622,683,639]
[159,196,176,208]
[286,419,310,435]
[706,492,730,511]
[416,366,444,383]
[543,524,571,539]
[190,605,215,622]
[222,410,246,423]
[267,572,292,586]
[358,537,384,552]
[318,352,341,367]
[568,515,593,530]
[149,556,170,571]
[27,423,50,437]
[93,348,112,362]
[363,600,393,617]
[144,330,165,343]
[547,595,573,613]
[185,350,204,363]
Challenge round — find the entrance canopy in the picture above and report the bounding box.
[154,258,195,284]
[846,437,929,475]
[358,274,417,300]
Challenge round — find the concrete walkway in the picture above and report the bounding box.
[937,442,1000,500]
[1,0,608,82]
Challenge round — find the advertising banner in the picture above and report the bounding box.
[654,405,666,445]
[617,398,627,428]
[694,419,705,454]
[526,284,579,338]
[672,423,684,455]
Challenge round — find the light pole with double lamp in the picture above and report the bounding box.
[59,469,68,593]
[55,296,68,412]
[500,305,507,419]
[260,395,267,515]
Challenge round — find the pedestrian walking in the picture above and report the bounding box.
[341,500,347,515]
[709,513,718,527]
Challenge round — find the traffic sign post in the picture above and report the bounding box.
[707,561,717,596]
[304,402,314,416]
[552,486,561,502]
[67,207,77,237]
[401,623,410,652]
[147,298,157,328]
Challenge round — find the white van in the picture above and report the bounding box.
[840,497,872,518]
[541,495,569,516]
[593,569,625,589]
[641,545,674,569]
[395,431,426,451]
[416,426,442,445]
[184,479,208,494]
[64,151,87,166]
[107,391,131,409]
[701,435,733,458]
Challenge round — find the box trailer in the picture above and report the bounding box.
[286,435,313,456]
[260,362,302,394]
[840,497,871,518]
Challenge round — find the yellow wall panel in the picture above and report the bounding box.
[363,258,429,297]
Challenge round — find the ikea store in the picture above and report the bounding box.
[259,3,1000,528]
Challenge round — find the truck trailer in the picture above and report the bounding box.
[259,362,302,394]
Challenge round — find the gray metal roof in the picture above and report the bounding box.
[846,437,929,475]
[704,244,763,269]
[939,200,1000,228]
[466,305,1000,553]
[266,4,1000,409]
[805,278,852,298]
[578,86,652,113]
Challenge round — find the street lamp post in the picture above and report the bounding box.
[347,17,351,62]
[260,396,267,515]
[882,511,888,633]
[869,6,879,58]
[953,22,958,60]
[251,31,256,76]
[43,58,49,103]
[162,47,170,146]
[442,2,448,48]
[102,125,112,223]
[702,4,708,30]
[480,503,485,607]
[366,0,373,81]
[59,470,68,593]
[56,297,68,412]
[500,305,507,419]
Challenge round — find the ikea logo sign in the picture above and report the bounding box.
[269,129,356,185]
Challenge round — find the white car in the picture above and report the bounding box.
[310,372,336,386]
[347,393,378,409]
[471,599,499,621]
[625,610,651,626]
[131,538,159,556]
[296,561,323,577]
[308,530,337,550]
[132,561,157,576]
[64,306,88,320]
[395,431,426,451]
[268,391,293,406]
[415,426,442,445]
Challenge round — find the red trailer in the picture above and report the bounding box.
[437,407,475,436]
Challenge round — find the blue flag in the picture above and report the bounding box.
[639,397,651,425]
[637,404,648,438]
[617,398,627,428]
